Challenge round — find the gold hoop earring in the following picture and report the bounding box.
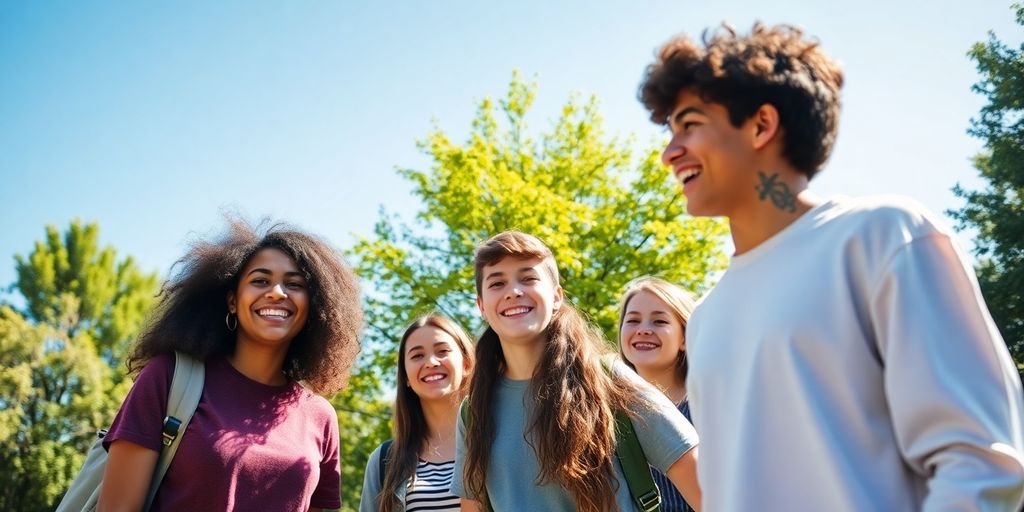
[225,312,238,331]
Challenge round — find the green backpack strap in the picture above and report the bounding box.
[603,358,662,512]
[613,408,663,512]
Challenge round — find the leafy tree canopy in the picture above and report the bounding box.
[14,219,159,364]
[951,3,1024,371]
[335,73,727,508]
[1,221,158,511]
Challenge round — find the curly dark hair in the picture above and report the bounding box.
[639,22,844,179]
[127,217,362,396]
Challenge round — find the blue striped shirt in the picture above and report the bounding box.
[650,400,693,512]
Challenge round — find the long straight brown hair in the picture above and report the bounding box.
[464,231,650,512]
[378,314,475,512]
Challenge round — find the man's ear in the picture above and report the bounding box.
[751,103,781,150]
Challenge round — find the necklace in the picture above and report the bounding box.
[422,433,452,460]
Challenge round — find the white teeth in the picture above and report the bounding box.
[679,168,701,182]
[257,309,289,317]
[422,374,446,382]
[502,306,531,317]
[634,342,659,350]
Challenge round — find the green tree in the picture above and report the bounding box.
[335,73,727,509]
[0,221,159,511]
[14,220,158,365]
[950,4,1024,373]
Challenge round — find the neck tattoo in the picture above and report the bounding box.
[755,171,797,213]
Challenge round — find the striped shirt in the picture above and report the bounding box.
[650,399,694,512]
[405,459,459,512]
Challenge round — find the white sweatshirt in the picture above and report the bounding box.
[687,195,1024,511]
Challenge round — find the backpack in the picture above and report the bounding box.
[458,398,663,512]
[377,438,393,484]
[56,351,205,512]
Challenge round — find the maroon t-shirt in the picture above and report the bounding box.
[104,354,341,510]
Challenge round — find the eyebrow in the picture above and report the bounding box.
[407,341,451,353]
[625,310,670,315]
[670,106,705,126]
[484,267,538,281]
[246,268,306,278]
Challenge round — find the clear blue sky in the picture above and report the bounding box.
[1,1,1019,303]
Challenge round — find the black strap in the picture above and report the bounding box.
[378,439,394,484]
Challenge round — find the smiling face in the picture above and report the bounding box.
[661,90,761,218]
[403,325,469,402]
[228,247,309,352]
[619,291,685,375]
[476,255,563,348]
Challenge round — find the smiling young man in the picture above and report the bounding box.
[639,23,1024,510]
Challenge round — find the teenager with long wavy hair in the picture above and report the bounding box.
[451,231,702,512]
[618,276,698,512]
[98,218,361,511]
[359,314,475,512]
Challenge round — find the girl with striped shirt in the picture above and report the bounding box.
[359,315,475,512]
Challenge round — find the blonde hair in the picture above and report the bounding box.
[617,276,696,384]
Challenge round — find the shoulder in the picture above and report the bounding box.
[366,442,385,469]
[606,356,644,385]
[296,388,339,424]
[362,441,393,487]
[135,352,177,384]
[607,357,679,411]
[822,195,951,240]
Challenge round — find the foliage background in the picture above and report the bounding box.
[950,4,1024,375]
[336,75,727,507]
[1,4,1022,510]
[1,221,158,511]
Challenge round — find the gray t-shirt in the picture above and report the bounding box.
[451,361,698,511]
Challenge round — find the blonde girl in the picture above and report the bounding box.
[618,276,698,512]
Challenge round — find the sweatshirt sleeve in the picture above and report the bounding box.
[871,233,1024,510]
